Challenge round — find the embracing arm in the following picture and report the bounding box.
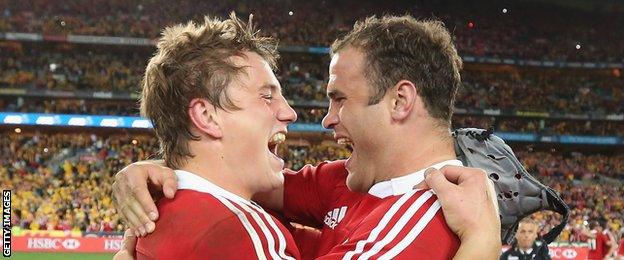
[112,160,177,236]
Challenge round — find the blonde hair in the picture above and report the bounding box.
[141,12,278,168]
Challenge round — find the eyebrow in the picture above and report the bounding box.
[326,89,345,100]
[260,83,281,93]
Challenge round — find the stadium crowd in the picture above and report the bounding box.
[2,0,623,60]
[452,116,624,136]
[1,46,622,115]
[1,132,157,233]
[519,149,623,246]
[531,178,623,245]
[0,46,146,91]
[458,72,624,114]
[0,43,624,114]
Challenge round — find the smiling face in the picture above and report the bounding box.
[219,51,297,193]
[322,47,390,192]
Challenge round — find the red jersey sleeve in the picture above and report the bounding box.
[283,160,348,228]
[191,215,266,258]
[317,191,459,260]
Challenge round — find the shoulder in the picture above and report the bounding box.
[156,190,251,229]
[137,191,253,258]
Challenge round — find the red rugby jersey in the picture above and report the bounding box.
[588,230,608,260]
[137,170,300,260]
[284,160,461,259]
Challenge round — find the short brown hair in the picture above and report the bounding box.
[141,13,278,168]
[331,15,462,126]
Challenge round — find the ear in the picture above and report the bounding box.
[389,80,418,121]
[188,98,223,139]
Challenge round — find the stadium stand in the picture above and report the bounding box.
[2,0,623,59]
[1,132,157,233]
[1,0,623,257]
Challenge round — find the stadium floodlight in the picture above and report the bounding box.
[131,119,152,128]
[35,116,56,125]
[3,115,23,124]
[68,117,88,126]
[100,118,120,127]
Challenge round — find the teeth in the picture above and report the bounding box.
[336,138,352,145]
[270,133,286,144]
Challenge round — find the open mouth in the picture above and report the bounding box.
[336,137,354,152]
[268,132,286,156]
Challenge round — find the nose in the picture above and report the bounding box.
[322,105,339,129]
[276,98,297,124]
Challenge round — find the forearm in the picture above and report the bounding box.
[453,234,501,260]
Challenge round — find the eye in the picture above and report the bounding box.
[262,94,274,103]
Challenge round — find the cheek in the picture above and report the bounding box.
[339,105,360,127]
[247,101,275,125]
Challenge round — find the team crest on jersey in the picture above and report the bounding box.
[324,206,347,229]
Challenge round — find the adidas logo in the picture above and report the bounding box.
[324,206,348,229]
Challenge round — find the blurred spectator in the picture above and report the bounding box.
[500,218,551,260]
[585,219,617,260]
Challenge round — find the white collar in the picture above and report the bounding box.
[368,159,463,198]
[175,170,250,204]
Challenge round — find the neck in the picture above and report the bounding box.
[179,144,253,200]
[519,245,532,251]
[374,126,455,183]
